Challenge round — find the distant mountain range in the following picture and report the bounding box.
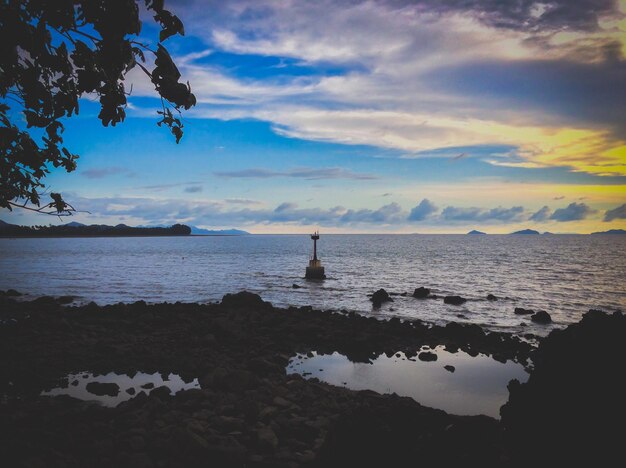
[190,226,249,236]
[467,230,486,235]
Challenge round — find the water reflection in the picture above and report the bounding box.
[286,346,528,418]
[42,371,199,407]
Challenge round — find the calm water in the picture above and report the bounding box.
[42,371,199,407]
[287,347,528,418]
[1,234,624,335]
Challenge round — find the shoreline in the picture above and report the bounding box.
[1,292,623,466]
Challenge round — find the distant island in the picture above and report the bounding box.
[190,226,249,236]
[0,220,192,238]
[510,229,540,235]
[590,229,626,235]
[467,230,486,235]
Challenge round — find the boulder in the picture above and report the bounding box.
[418,351,438,362]
[292,284,302,289]
[257,426,279,450]
[486,294,498,301]
[56,296,74,304]
[444,296,467,306]
[531,311,552,324]
[5,289,22,297]
[86,382,120,397]
[444,365,456,372]
[412,287,431,299]
[150,385,172,400]
[221,291,268,309]
[370,289,393,307]
[514,307,534,315]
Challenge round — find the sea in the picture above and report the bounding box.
[1,234,625,336]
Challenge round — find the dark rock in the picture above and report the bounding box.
[221,291,268,309]
[370,289,393,307]
[141,382,154,390]
[150,385,172,400]
[33,296,57,306]
[486,294,498,301]
[514,307,534,315]
[86,382,119,397]
[292,284,302,289]
[412,287,431,299]
[126,387,136,395]
[444,296,466,306]
[418,351,438,362]
[5,289,22,297]
[57,296,74,304]
[530,310,552,324]
[257,426,279,450]
[502,309,626,464]
[444,365,455,372]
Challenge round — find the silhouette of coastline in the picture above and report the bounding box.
[0,221,191,238]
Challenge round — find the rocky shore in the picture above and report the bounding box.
[0,292,622,466]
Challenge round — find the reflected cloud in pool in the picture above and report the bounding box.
[287,346,528,418]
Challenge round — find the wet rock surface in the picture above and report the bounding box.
[530,311,551,324]
[370,288,393,307]
[412,287,431,299]
[444,296,467,306]
[0,292,538,466]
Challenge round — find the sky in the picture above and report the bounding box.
[3,0,626,233]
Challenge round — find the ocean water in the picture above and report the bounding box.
[1,234,624,335]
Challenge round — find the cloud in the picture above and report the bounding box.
[604,203,626,221]
[441,205,526,222]
[426,58,626,139]
[184,186,203,193]
[530,206,552,222]
[224,198,262,205]
[550,202,595,221]
[214,167,378,180]
[124,0,626,177]
[339,202,405,224]
[408,199,438,221]
[81,167,133,179]
[135,181,204,192]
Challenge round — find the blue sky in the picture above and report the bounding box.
[3,0,626,232]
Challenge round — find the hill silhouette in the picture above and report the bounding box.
[0,221,191,238]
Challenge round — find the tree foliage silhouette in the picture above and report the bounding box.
[0,0,196,215]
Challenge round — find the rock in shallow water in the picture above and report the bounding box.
[418,351,438,362]
[370,289,393,307]
[85,382,119,397]
[412,287,431,299]
[530,310,552,324]
[444,296,467,306]
[514,307,534,315]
